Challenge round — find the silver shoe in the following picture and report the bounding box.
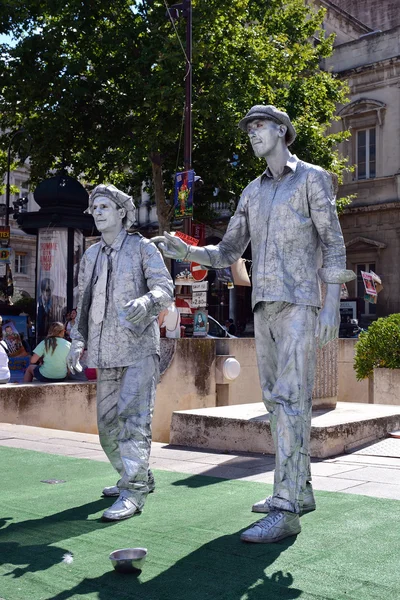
[102,476,155,498]
[241,510,301,543]
[252,483,316,515]
[102,491,139,521]
[102,485,120,497]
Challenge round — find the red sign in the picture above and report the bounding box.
[174,231,199,247]
[190,262,208,282]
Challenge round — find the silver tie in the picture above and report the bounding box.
[91,246,112,325]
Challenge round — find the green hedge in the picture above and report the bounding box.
[354,314,400,380]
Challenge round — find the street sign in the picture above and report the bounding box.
[0,226,10,248]
[190,262,208,282]
[0,248,11,263]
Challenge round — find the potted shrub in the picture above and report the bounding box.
[354,314,400,404]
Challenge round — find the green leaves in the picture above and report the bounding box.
[0,0,350,224]
[354,314,400,380]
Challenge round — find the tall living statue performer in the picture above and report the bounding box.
[67,184,174,521]
[154,105,356,543]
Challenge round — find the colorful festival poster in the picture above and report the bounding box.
[174,170,194,218]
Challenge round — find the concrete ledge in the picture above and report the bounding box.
[170,402,400,458]
[0,381,98,434]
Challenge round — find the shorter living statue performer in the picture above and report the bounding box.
[68,184,173,521]
[154,105,355,543]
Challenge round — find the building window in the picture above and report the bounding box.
[356,128,376,180]
[356,263,377,317]
[15,252,28,275]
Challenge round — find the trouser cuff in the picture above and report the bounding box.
[271,496,300,514]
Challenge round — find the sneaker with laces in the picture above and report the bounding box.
[252,483,316,515]
[102,491,139,521]
[241,510,301,543]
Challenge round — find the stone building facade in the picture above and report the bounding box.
[0,164,38,299]
[319,0,400,323]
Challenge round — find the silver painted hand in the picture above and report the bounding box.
[152,231,189,260]
[124,296,150,324]
[316,283,341,347]
[67,340,84,373]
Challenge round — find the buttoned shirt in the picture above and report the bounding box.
[72,230,174,369]
[203,156,349,309]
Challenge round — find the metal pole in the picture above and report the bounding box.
[184,0,192,172]
[5,141,12,228]
[183,0,192,236]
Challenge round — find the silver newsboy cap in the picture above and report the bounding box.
[238,105,296,146]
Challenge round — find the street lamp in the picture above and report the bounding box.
[5,128,32,227]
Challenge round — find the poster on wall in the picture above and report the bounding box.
[1,315,30,382]
[73,230,84,309]
[37,229,68,339]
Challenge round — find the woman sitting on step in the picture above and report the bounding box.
[23,322,71,383]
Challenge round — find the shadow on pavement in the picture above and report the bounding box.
[44,531,302,600]
[0,498,118,579]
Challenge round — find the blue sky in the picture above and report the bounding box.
[0,33,15,45]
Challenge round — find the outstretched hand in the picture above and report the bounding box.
[152,231,189,260]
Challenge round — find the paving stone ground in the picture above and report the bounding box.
[1,423,400,501]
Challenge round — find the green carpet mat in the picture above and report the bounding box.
[0,447,399,600]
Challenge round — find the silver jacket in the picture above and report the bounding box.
[204,156,353,309]
[71,231,174,367]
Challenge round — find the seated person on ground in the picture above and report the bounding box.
[23,322,71,383]
[0,324,10,384]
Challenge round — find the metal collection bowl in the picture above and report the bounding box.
[109,547,148,574]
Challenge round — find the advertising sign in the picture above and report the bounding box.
[193,309,208,337]
[361,271,377,296]
[174,170,195,219]
[1,315,30,383]
[0,249,11,263]
[0,226,10,248]
[37,229,68,339]
[192,281,208,292]
[192,291,207,308]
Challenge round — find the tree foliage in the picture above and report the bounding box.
[0,0,350,230]
[354,314,400,380]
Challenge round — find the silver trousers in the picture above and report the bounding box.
[254,302,318,514]
[96,355,159,510]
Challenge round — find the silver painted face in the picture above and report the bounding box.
[92,196,124,233]
[247,118,282,158]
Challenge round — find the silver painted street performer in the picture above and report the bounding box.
[154,105,355,543]
[68,184,173,521]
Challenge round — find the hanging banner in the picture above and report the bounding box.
[174,170,194,219]
[37,229,68,339]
